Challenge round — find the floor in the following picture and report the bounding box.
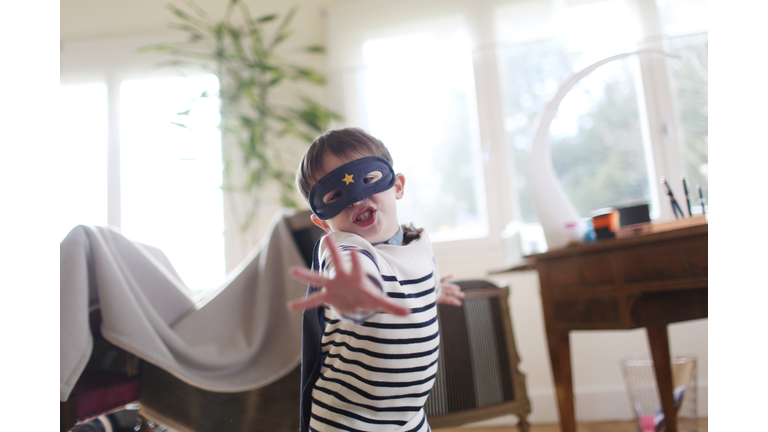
[436,418,708,432]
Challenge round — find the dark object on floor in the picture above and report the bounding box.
[71,407,142,432]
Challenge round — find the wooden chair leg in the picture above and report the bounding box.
[517,413,531,432]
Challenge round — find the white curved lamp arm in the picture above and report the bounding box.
[529,50,678,250]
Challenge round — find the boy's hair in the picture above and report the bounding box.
[296,127,393,201]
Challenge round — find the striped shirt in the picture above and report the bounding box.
[309,226,442,432]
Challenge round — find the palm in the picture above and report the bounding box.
[437,279,464,307]
[287,236,411,317]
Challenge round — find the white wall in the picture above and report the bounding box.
[61,0,707,424]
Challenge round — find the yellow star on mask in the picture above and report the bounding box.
[342,173,354,185]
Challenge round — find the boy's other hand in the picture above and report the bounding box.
[437,275,465,307]
[286,236,411,317]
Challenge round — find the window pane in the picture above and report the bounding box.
[655,0,708,36]
[120,75,224,294]
[499,49,656,223]
[362,28,487,242]
[496,0,657,224]
[552,56,653,217]
[58,83,108,241]
[665,34,708,212]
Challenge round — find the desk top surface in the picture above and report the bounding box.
[491,223,708,274]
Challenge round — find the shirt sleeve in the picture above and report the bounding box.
[318,236,385,324]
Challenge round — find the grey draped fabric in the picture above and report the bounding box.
[60,210,307,401]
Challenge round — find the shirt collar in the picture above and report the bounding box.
[372,226,404,246]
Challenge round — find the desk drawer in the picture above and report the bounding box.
[622,237,707,283]
[547,252,616,291]
[553,295,621,325]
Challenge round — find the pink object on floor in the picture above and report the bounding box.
[639,414,655,432]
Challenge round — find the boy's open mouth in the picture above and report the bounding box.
[353,207,376,227]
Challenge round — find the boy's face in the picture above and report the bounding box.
[310,152,405,244]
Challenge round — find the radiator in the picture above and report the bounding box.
[425,280,531,431]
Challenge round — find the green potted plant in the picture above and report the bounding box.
[142,0,341,230]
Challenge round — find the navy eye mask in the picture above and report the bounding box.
[309,156,396,220]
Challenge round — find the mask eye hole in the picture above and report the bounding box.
[364,170,383,185]
[323,190,342,204]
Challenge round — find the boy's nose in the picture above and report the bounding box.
[349,200,363,207]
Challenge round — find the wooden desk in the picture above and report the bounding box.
[495,224,707,432]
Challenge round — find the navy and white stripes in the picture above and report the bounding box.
[309,228,441,432]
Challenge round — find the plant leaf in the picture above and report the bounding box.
[290,66,326,85]
[304,45,325,54]
[181,0,212,21]
[256,13,277,23]
[167,4,208,29]
[270,7,296,48]
[267,73,285,87]
[271,30,293,48]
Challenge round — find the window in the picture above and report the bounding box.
[119,75,224,294]
[664,32,708,207]
[60,37,225,295]
[326,0,708,253]
[361,27,487,242]
[58,84,108,242]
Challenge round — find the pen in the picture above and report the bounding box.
[698,184,706,215]
[661,178,683,219]
[682,176,692,217]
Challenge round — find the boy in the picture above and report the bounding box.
[288,128,464,432]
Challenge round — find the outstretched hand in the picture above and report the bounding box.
[437,275,465,307]
[286,236,411,317]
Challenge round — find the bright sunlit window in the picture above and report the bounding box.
[120,75,224,294]
[362,28,488,242]
[58,83,108,242]
[497,0,659,226]
[665,32,708,208]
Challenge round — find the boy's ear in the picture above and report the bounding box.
[311,214,331,233]
[394,173,405,200]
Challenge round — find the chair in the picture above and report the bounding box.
[135,211,324,432]
[425,279,531,431]
[60,210,325,432]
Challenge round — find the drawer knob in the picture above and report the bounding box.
[684,254,691,270]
